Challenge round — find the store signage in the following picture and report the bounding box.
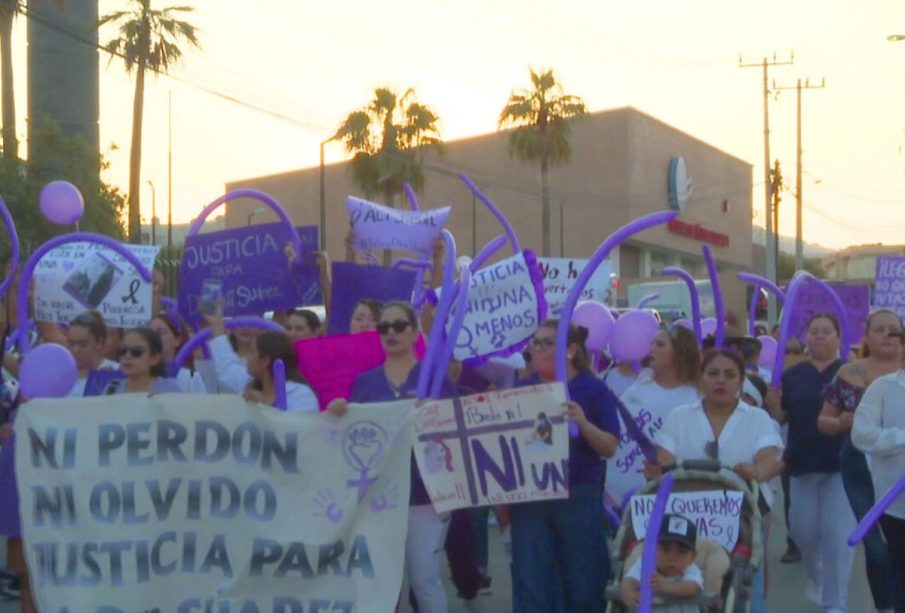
[667,219,730,247]
[668,156,693,211]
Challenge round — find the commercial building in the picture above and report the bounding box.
[823,243,905,284]
[225,107,753,319]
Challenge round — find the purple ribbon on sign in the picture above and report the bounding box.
[273,359,287,411]
[737,273,786,337]
[661,267,702,344]
[0,196,20,299]
[771,271,850,389]
[849,473,905,546]
[169,317,286,377]
[702,245,725,348]
[17,233,153,354]
[557,211,678,437]
[640,472,675,613]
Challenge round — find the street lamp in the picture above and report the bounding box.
[147,180,156,246]
[320,135,337,251]
[247,205,266,226]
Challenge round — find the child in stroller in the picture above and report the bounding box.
[605,460,764,612]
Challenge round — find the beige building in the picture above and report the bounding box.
[823,243,905,284]
[225,107,753,317]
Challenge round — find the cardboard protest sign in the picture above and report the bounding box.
[607,404,667,505]
[347,196,450,258]
[630,491,745,551]
[785,281,868,347]
[327,262,417,336]
[413,382,569,512]
[874,256,905,318]
[33,242,159,327]
[17,394,412,612]
[536,257,614,316]
[444,251,547,363]
[296,332,388,411]
[179,223,321,322]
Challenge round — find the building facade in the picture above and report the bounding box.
[226,107,753,318]
[823,243,905,284]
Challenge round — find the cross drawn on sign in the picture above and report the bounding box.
[415,388,567,506]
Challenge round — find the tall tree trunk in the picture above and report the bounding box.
[0,10,16,160]
[540,157,550,257]
[128,58,147,244]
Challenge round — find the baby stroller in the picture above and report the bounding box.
[604,459,764,612]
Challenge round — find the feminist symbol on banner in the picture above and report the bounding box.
[342,421,388,503]
[120,278,141,305]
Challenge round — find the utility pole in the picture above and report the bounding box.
[167,90,173,252]
[773,77,825,271]
[770,160,782,271]
[740,52,794,325]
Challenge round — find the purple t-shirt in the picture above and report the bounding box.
[350,362,455,506]
[522,370,621,487]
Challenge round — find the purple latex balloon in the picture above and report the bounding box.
[20,343,77,399]
[273,359,287,411]
[471,235,506,271]
[636,293,660,310]
[700,317,718,338]
[661,267,703,344]
[571,301,615,353]
[737,272,786,336]
[459,173,521,254]
[758,335,778,369]
[849,473,905,546]
[609,310,660,361]
[430,264,471,398]
[17,233,153,355]
[170,317,286,377]
[393,258,433,271]
[416,230,457,400]
[702,245,725,348]
[556,211,678,437]
[673,318,693,331]
[39,181,85,226]
[0,196,19,298]
[403,182,420,211]
[640,472,675,613]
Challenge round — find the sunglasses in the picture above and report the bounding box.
[119,346,148,358]
[704,439,719,460]
[530,337,556,349]
[376,320,412,335]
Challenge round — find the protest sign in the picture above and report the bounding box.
[444,251,546,363]
[413,382,569,512]
[607,403,667,505]
[785,281,869,347]
[327,263,417,336]
[536,257,614,315]
[630,491,745,551]
[82,369,125,397]
[296,332,387,411]
[347,196,450,258]
[179,223,321,322]
[17,394,412,612]
[874,256,905,319]
[33,242,159,328]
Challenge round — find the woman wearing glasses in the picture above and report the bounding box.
[780,313,854,612]
[327,301,453,613]
[610,325,701,504]
[819,309,905,612]
[509,321,620,612]
[106,328,180,394]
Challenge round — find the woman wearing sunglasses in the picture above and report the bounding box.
[327,301,454,613]
[509,320,620,612]
[107,328,180,394]
[148,313,216,393]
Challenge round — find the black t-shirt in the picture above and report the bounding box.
[781,359,843,475]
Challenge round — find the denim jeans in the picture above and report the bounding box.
[510,483,610,613]
[839,439,905,610]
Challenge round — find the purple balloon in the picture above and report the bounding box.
[640,472,675,613]
[700,317,718,338]
[39,181,85,226]
[702,245,725,348]
[849,473,905,546]
[661,267,703,344]
[571,301,615,353]
[17,233,153,354]
[636,293,660,310]
[20,343,77,399]
[416,230,457,400]
[471,235,506,271]
[673,318,693,331]
[393,258,433,271]
[758,335,778,369]
[169,317,286,377]
[737,272,786,336]
[0,196,20,298]
[430,264,472,398]
[609,310,659,362]
[273,359,287,411]
[459,173,521,254]
[556,211,678,437]
[403,182,420,211]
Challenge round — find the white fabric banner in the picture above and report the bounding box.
[413,382,570,512]
[33,242,159,327]
[630,490,745,551]
[16,394,413,613]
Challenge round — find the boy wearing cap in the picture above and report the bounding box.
[619,513,704,612]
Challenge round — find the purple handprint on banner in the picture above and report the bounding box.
[369,481,401,514]
[313,488,344,524]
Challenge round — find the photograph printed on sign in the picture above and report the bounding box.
[61,251,124,310]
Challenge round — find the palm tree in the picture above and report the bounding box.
[499,68,587,256]
[0,0,18,159]
[334,86,442,209]
[100,0,199,243]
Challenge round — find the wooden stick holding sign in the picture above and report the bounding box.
[771,271,850,389]
[556,211,678,437]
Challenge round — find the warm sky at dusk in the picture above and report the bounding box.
[12,0,905,249]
